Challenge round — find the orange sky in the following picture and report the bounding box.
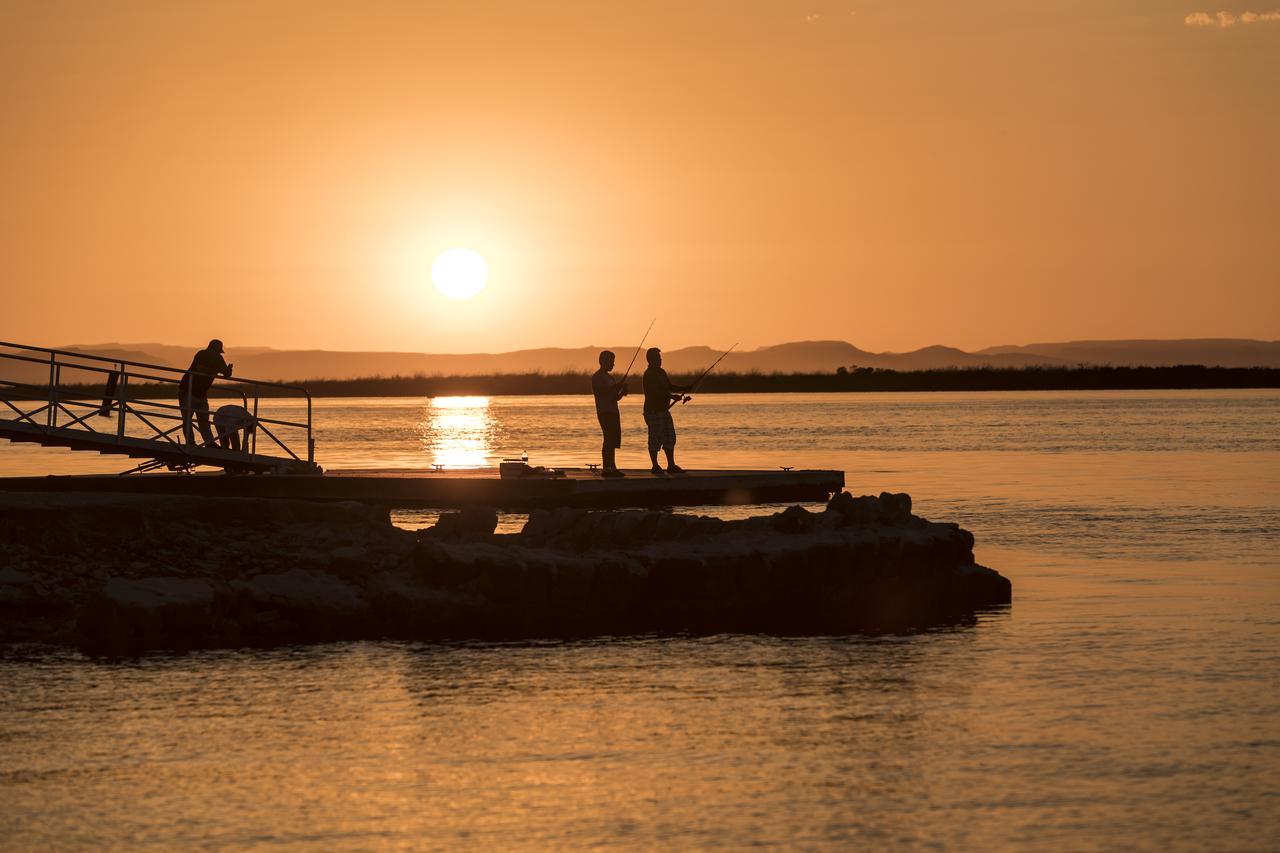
[2,1,1277,353]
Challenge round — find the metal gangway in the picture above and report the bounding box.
[0,341,320,475]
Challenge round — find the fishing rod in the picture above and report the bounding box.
[621,317,656,383]
[672,342,738,407]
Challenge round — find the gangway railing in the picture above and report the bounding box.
[0,341,318,474]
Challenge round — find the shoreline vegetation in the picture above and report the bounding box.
[15,364,1280,400]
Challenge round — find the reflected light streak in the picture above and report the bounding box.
[419,396,494,469]
[431,396,490,410]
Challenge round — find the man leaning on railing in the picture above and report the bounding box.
[180,339,233,446]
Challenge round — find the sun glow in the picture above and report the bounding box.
[431,248,489,299]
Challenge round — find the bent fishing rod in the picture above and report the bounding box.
[672,342,738,407]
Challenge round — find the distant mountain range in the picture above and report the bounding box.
[14,338,1280,385]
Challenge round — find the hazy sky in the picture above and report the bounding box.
[2,1,1277,353]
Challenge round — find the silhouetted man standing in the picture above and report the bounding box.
[642,347,691,475]
[592,350,629,477]
[180,339,233,445]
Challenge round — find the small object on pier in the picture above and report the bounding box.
[499,459,566,479]
[586,463,600,471]
[781,466,793,472]
[432,463,445,472]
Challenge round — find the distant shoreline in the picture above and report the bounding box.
[18,365,1280,400]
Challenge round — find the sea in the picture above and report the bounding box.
[2,390,1278,849]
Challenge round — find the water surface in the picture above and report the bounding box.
[2,390,1278,848]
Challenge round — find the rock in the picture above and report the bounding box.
[234,569,366,614]
[951,562,1012,607]
[771,504,814,534]
[327,545,372,577]
[429,507,498,543]
[103,576,216,609]
[653,513,689,541]
[521,507,581,545]
[5,491,1010,648]
[878,492,913,525]
[77,576,219,652]
[0,567,63,614]
[608,510,651,544]
[364,571,480,637]
[825,492,882,526]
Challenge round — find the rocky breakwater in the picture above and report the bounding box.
[0,491,1010,653]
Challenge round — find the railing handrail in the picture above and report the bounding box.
[0,339,317,467]
[0,339,309,394]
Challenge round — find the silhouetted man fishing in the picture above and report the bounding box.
[179,339,233,445]
[642,347,691,474]
[591,350,629,477]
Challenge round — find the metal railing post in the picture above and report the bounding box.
[51,360,61,428]
[307,395,313,463]
[47,352,55,427]
[116,364,128,441]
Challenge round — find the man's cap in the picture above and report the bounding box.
[208,339,224,353]
[646,347,661,361]
[599,350,615,364]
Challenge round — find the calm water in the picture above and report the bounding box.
[3,391,1279,848]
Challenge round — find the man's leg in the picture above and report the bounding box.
[181,405,196,445]
[602,434,626,476]
[645,415,662,473]
[194,401,215,445]
[599,413,616,471]
[664,415,683,473]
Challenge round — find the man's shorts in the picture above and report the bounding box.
[644,410,676,453]
[180,396,209,415]
[597,411,622,449]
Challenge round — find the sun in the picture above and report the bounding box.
[431,248,489,299]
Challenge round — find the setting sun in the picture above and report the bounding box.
[431,248,488,300]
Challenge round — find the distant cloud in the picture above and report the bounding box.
[1184,10,1280,27]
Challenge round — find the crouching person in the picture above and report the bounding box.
[213,404,256,453]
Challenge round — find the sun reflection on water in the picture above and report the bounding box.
[419,396,495,469]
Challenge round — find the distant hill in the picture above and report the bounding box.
[976,339,1280,368]
[5,337,1276,385]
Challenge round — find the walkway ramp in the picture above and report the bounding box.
[0,341,319,475]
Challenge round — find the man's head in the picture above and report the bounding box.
[599,350,615,370]
[208,339,225,354]
[646,347,662,367]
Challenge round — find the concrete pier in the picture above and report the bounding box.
[0,467,844,509]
